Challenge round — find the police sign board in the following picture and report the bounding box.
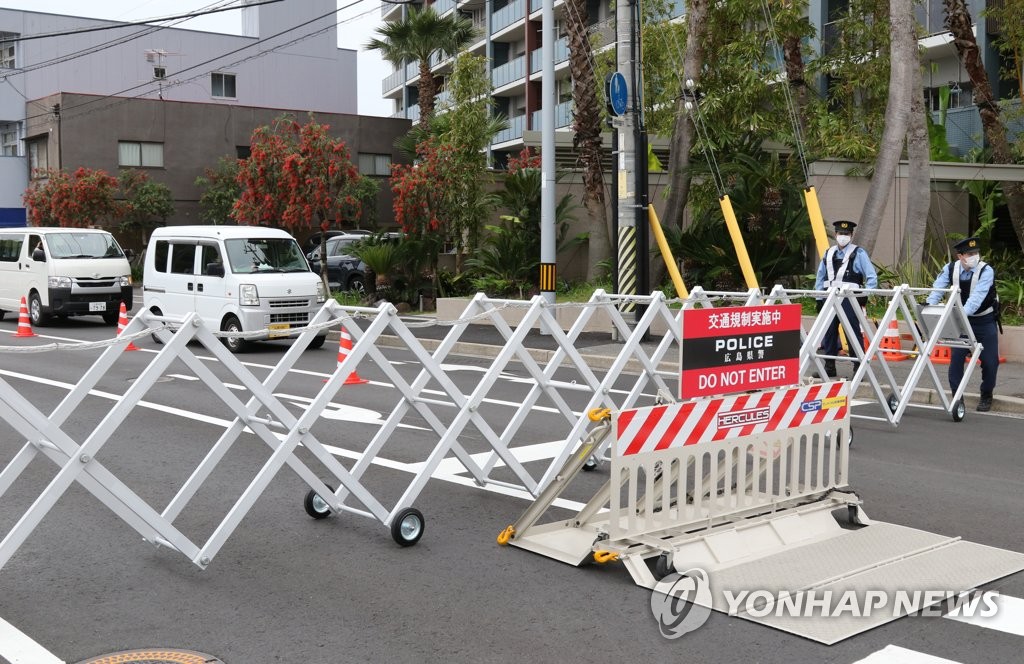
[680,304,801,399]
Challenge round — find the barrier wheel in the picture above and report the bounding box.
[654,553,673,580]
[303,483,336,519]
[391,507,424,547]
[887,393,899,414]
[582,456,598,472]
[149,307,164,344]
[848,505,864,526]
[951,398,966,422]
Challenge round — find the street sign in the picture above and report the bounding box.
[606,72,628,117]
[680,304,802,399]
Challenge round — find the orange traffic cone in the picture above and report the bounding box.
[325,327,368,385]
[14,296,36,338]
[880,320,905,361]
[930,345,951,364]
[116,302,139,351]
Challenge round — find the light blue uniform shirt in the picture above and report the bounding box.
[814,245,879,291]
[926,261,995,316]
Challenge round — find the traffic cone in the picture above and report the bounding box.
[880,320,905,361]
[116,302,139,351]
[14,296,36,338]
[325,327,368,385]
[930,345,951,364]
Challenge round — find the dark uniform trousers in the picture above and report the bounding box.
[949,311,999,395]
[822,299,864,361]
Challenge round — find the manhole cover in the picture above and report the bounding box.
[74,649,223,664]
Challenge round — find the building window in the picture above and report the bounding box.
[212,72,236,98]
[0,32,16,69]
[358,153,392,176]
[119,141,164,168]
[27,137,48,175]
[1,122,19,156]
[153,66,166,79]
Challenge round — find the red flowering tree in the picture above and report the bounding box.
[23,167,122,228]
[232,117,363,285]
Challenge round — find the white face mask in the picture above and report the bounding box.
[836,234,852,248]
[962,254,980,270]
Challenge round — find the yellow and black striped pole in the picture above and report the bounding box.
[539,262,556,293]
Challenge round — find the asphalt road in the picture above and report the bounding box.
[0,316,1022,664]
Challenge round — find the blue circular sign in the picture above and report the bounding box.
[606,72,628,117]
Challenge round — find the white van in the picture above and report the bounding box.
[142,225,328,352]
[0,227,133,326]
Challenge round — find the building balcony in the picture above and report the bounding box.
[935,100,1023,157]
[493,113,526,144]
[529,37,569,73]
[492,0,525,34]
[382,68,406,95]
[492,55,526,89]
[530,99,573,130]
[433,0,456,15]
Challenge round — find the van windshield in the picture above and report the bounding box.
[47,233,125,259]
[225,238,310,274]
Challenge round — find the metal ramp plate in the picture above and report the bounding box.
[702,522,1024,644]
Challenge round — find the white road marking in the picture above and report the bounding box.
[946,592,1024,637]
[0,616,64,664]
[853,645,961,664]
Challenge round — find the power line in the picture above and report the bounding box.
[6,0,282,43]
[27,0,377,126]
[2,0,238,81]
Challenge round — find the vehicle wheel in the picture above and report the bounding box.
[390,507,424,547]
[303,483,336,519]
[222,315,247,353]
[346,276,365,294]
[654,552,674,580]
[886,393,899,414]
[308,334,327,350]
[28,291,49,327]
[952,397,966,422]
[0,310,5,321]
[102,309,120,325]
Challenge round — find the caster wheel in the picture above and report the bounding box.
[951,398,966,422]
[581,456,598,472]
[304,483,336,519]
[391,507,424,547]
[654,552,674,580]
[886,393,899,414]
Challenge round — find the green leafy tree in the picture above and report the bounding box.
[366,6,477,130]
[118,169,174,247]
[195,157,241,224]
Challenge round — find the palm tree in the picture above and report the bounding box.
[366,7,477,130]
[564,0,610,281]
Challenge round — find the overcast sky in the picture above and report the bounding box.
[3,0,393,116]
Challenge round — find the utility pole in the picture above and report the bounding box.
[539,0,557,308]
[611,0,649,321]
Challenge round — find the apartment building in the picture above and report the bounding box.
[0,0,409,232]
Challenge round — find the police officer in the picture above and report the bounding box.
[926,237,1000,412]
[814,220,879,377]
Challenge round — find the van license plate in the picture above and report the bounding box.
[267,323,290,338]
[89,302,106,312]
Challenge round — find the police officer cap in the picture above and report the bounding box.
[833,220,856,233]
[953,237,980,254]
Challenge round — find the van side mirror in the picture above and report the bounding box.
[206,262,225,277]
[32,248,46,262]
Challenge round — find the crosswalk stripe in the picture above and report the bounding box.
[0,616,64,664]
[946,592,1024,637]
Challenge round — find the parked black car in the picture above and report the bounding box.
[307,236,366,292]
[300,229,370,256]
